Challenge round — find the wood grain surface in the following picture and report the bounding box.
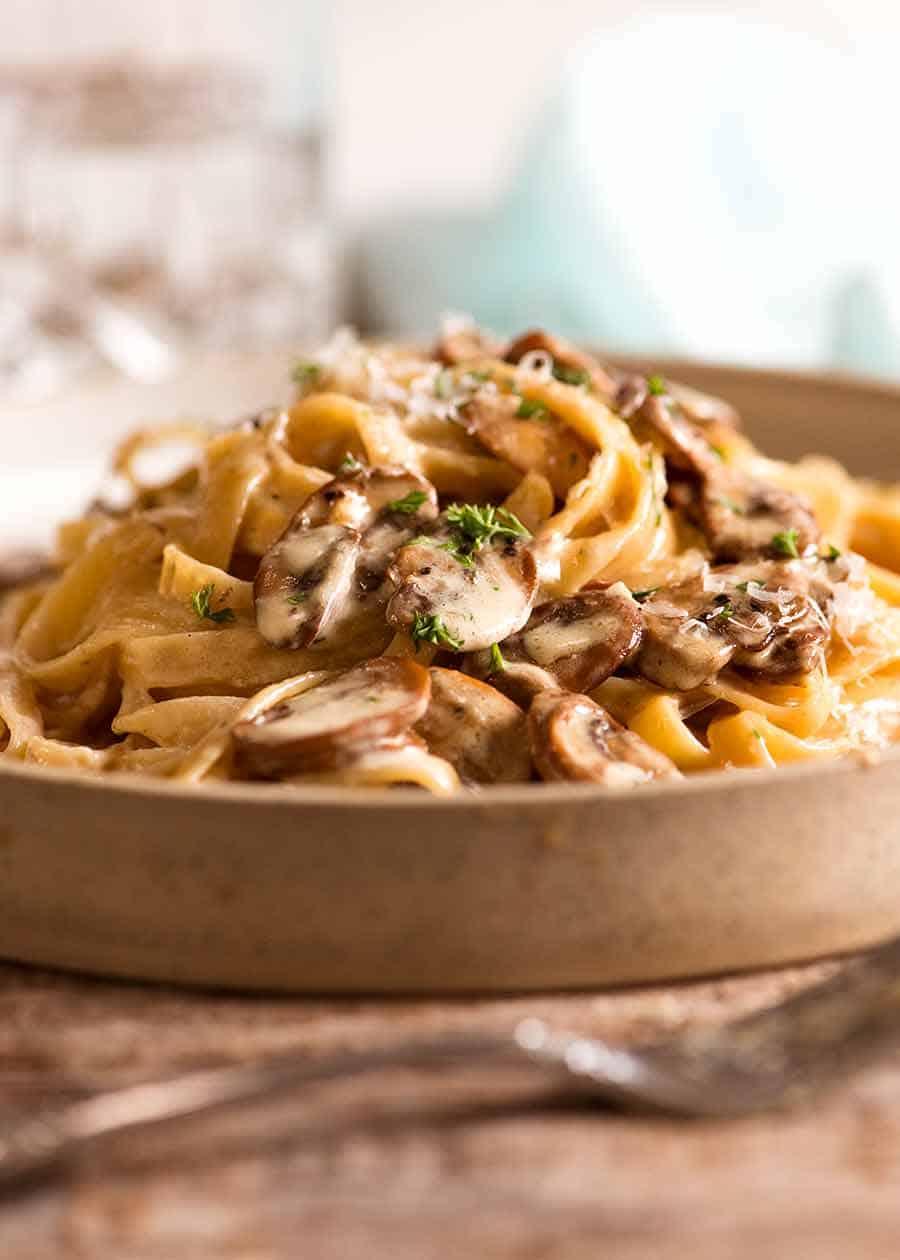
[0,958,899,1258]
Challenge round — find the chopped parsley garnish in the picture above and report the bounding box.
[337,451,363,474]
[708,443,725,461]
[632,587,660,601]
[771,528,800,558]
[516,397,548,420]
[735,579,765,593]
[552,363,591,387]
[717,497,747,515]
[287,591,308,605]
[410,612,463,652]
[647,374,667,396]
[444,503,531,553]
[191,583,235,625]
[434,369,454,399]
[825,543,841,561]
[386,489,428,515]
[465,369,492,385]
[712,599,734,621]
[490,643,506,672]
[292,360,321,387]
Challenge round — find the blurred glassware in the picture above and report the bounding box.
[0,2,334,402]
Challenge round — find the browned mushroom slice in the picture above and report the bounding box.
[387,536,539,652]
[415,668,531,784]
[460,392,592,497]
[696,472,820,562]
[505,329,618,396]
[479,660,560,708]
[255,523,361,649]
[617,379,721,478]
[233,657,431,778]
[255,466,439,649]
[433,324,506,365]
[490,584,643,692]
[298,466,438,532]
[636,593,734,692]
[529,691,679,787]
[635,560,830,689]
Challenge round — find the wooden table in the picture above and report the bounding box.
[0,958,898,1259]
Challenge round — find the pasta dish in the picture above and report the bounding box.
[4,322,900,794]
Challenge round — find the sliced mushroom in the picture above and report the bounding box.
[233,656,431,778]
[255,466,438,649]
[529,691,680,787]
[255,523,361,649]
[695,471,820,562]
[505,329,618,396]
[298,466,438,531]
[469,583,642,694]
[433,325,506,365]
[473,660,560,708]
[387,534,538,652]
[415,668,531,784]
[635,560,830,689]
[617,379,721,478]
[460,391,592,497]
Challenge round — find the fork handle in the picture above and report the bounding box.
[0,1033,515,1186]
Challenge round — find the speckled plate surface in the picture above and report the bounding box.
[2,358,900,992]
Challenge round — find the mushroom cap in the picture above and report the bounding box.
[416,667,532,784]
[233,656,431,778]
[387,537,539,653]
[461,392,592,498]
[505,329,618,397]
[505,584,643,692]
[696,472,821,563]
[255,523,361,650]
[255,466,438,651]
[528,691,679,788]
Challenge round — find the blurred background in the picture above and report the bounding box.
[2,0,900,414]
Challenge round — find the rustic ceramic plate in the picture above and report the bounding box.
[2,357,900,993]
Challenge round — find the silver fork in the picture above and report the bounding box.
[3,933,900,1187]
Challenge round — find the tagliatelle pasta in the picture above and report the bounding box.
[4,321,900,794]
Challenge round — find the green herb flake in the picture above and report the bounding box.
[444,503,531,554]
[735,579,765,593]
[647,374,667,396]
[752,727,764,742]
[717,497,747,515]
[410,612,463,652]
[552,363,591,387]
[713,599,734,621]
[516,397,548,420]
[292,360,321,387]
[708,443,726,461]
[190,583,236,625]
[386,489,428,515]
[465,369,492,385]
[631,587,660,601]
[826,543,841,561]
[771,528,800,559]
[337,451,363,474]
[287,591,308,605]
[490,643,506,672]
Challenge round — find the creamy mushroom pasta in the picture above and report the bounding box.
[4,323,900,793]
